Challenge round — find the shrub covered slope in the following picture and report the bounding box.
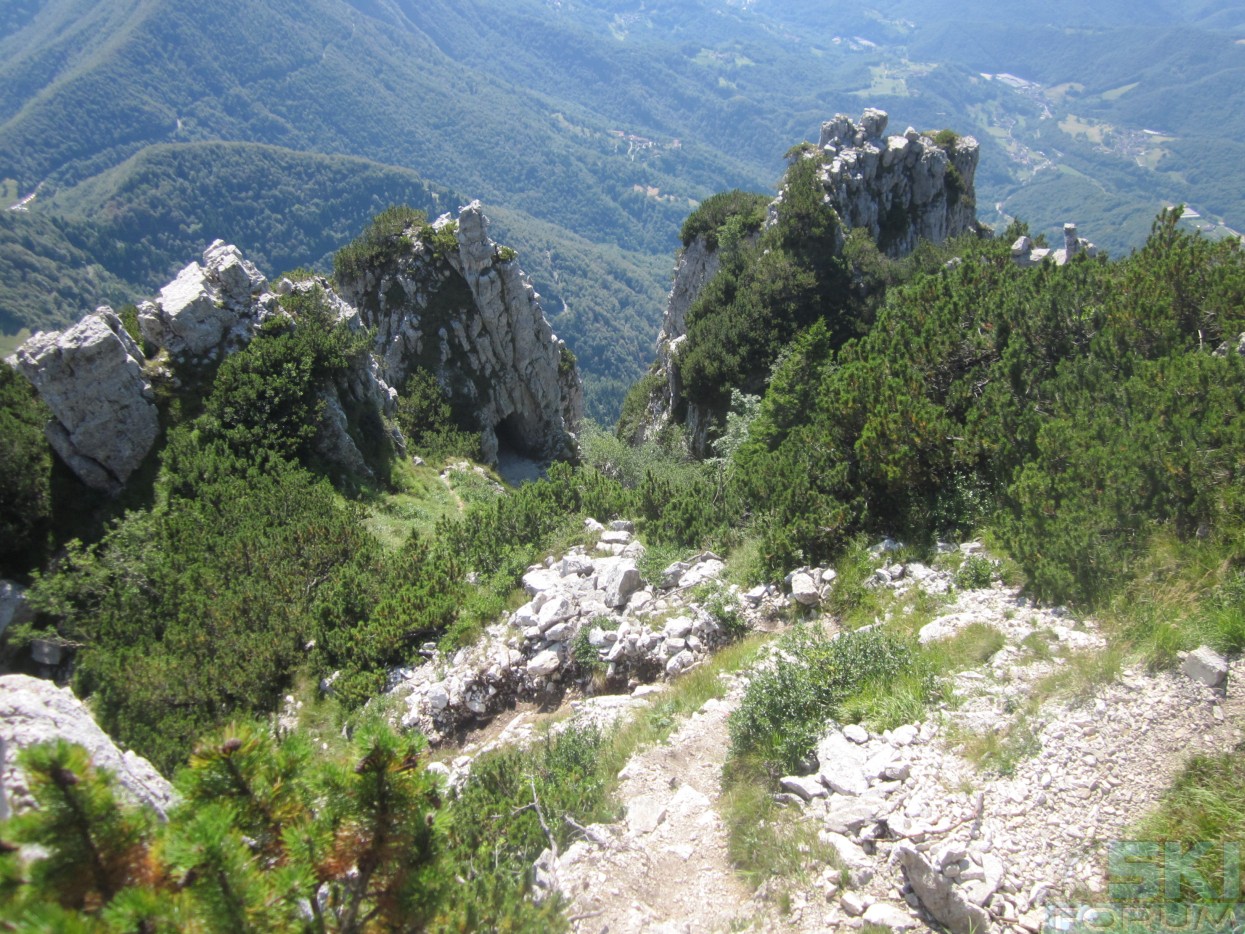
[2,176,1245,926]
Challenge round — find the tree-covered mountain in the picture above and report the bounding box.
[2,0,1243,419]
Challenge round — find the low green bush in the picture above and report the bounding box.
[332,204,427,281]
[571,626,605,674]
[728,625,924,776]
[0,721,444,931]
[954,555,995,590]
[691,581,749,640]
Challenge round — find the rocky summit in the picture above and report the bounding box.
[337,201,582,465]
[634,108,980,452]
[815,108,979,258]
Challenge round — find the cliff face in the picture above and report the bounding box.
[624,233,723,447]
[338,201,582,464]
[9,202,582,493]
[637,109,980,452]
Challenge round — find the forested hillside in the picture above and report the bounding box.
[3,0,1243,418]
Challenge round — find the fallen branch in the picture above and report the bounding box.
[564,815,611,848]
[529,777,557,860]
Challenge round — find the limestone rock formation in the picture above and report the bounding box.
[0,674,175,819]
[11,202,582,491]
[337,201,582,464]
[637,109,979,450]
[138,240,277,359]
[385,522,780,744]
[815,109,979,258]
[1011,223,1098,267]
[623,234,722,446]
[11,308,160,493]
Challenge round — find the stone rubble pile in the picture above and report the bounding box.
[385,520,783,745]
[769,565,1241,934]
[1011,223,1098,267]
[544,537,1242,934]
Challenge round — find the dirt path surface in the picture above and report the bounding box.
[551,577,1245,934]
[556,675,763,934]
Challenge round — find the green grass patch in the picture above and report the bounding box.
[1104,535,1245,671]
[1031,646,1124,706]
[721,753,840,890]
[444,463,505,508]
[954,554,995,590]
[361,458,462,549]
[1129,746,1245,906]
[947,715,1042,777]
[924,623,1008,672]
[723,533,769,588]
[824,537,891,630]
[1019,628,1060,663]
[690,580,750,640]
[636,539,687,588]
[836,665,944,733]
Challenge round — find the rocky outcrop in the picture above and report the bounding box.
[621,234,721,446]
[1011,223,1098,267]
[137,240,277,359]
[11,202,582,491]
[11,308,160,493]
[0,674,174,819]
[637,109,979,451]
[384,521,780,744]
[338,201,582,464]
[815,109,979,258]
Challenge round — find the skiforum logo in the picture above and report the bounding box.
[1043,841,1245,933]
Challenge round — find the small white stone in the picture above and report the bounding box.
[844,724,870,744]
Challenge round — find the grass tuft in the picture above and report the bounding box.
[947,715,1042,777]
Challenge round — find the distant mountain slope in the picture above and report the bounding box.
[0,210,131,337]
[48,143,454,287]
[0,0,760,256]
[3,0,1244,417]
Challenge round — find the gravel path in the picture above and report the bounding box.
[556,676,762,933]
[552,578,1244,933]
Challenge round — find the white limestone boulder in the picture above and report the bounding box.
[0,675,174,818]
[13,308,160,492]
